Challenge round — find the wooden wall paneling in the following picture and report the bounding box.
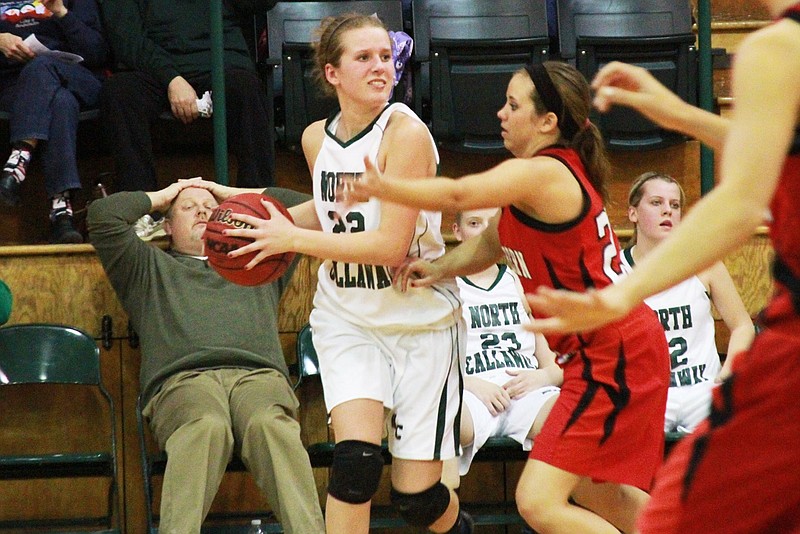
[705,0,770,22]
[0,246,128,337]
[713,229,773,353]
[121,340,147,534]
[721,229,773,317]
[278,255,319,333]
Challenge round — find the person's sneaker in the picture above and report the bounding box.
[134,213,166,241]
[453,509,474,534]
[0,173,20,206]
[50,212,83,244]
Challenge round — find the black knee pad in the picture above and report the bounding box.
[327,440,384,504]
[390,482,451,527]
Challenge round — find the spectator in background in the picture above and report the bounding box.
[87,178,325,533]
[0,0,109,243]
[0,279,11,324]
[99,0,277,239]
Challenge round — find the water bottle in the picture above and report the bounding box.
[247,518,266,534]
[93,171,114,200]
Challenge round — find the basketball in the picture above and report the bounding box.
[203,193,296,286]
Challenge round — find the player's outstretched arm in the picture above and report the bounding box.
[592,61,729,151]
[525,284,635,335]
[340,154,543,216]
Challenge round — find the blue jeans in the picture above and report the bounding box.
[0,56,103,197]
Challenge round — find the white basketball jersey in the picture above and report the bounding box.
[457,265,540,382]
[312,103,460,329]
[620,248,721,386]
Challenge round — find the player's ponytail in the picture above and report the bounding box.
[525,61,611,202]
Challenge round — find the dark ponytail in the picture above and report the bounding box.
[526,61,612,202]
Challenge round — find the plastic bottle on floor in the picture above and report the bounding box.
[247,518,266,534]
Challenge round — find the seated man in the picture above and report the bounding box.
[99,0,276,237]
[87,178,324,534]
[441,209,562,489]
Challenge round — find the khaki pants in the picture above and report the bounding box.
[143,368,325,534]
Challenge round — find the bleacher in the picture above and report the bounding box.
[0,0,776,532]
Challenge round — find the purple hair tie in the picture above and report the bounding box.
[388,30,413,103]
[389,30,413,86]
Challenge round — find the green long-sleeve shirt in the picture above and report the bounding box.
[87,189,310,404]
[100,0,256,87]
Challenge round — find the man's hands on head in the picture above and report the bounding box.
[177,177,241,203]
[150,177,254,213]
[147,177,203,213]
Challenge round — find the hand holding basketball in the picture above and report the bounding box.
[203,193,296,286]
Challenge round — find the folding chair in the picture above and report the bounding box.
[556,0,697,150]
[0,323,120,533]
[264,1,404,151]
[411,0,550,153]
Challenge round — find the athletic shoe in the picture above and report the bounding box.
[50,212,83,244]
[455,509,474,534]
[134,214,166,241]
[2,147,31,184]
[0,173,20,206]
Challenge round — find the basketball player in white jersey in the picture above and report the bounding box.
[620,172,754,432]
[441,208,561,490]
[223,13,471,534]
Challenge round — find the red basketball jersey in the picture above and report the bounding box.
[637,10,800,531]
[498,146,669,490]
[497,146,624,355]
[768,138,800,277]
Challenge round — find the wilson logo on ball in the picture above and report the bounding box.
[203,193,296,286]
